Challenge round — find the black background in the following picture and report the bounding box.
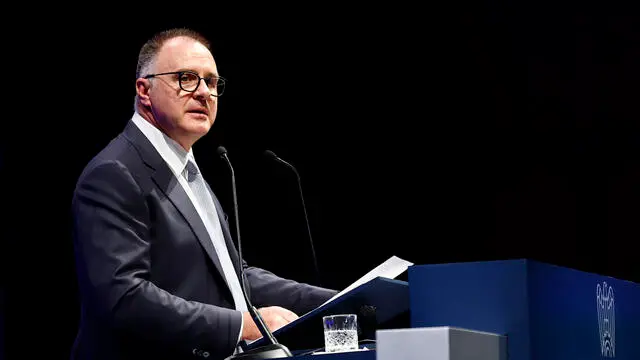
[2,3,640,358]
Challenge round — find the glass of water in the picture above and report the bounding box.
[323,314,358,352]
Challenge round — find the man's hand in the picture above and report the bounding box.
[241,306,299,341]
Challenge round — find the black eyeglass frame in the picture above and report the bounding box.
[143,70,226,97]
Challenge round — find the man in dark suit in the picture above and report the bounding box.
[70,28,337,360]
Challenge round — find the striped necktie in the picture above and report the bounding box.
[185,160,248,312]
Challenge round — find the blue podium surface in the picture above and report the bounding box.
[290,349,375,360]
[409,259,640,360]
[243,277,409,353]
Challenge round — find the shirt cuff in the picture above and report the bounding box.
[237,310,244,344]
[233,311,245,355]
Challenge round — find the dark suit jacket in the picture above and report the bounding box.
[70,120,337,360]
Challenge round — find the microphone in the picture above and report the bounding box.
[217,146,292,360]
[263,150,322,287]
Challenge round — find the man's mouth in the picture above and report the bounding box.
[188,109,209,116]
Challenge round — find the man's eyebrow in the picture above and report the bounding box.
[176,69,220,79]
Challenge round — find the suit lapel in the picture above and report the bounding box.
[122,121,227,282]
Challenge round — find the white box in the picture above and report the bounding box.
[376,326,507,360]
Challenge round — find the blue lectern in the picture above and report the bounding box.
[244,259,638,360]
[409,259,639,360]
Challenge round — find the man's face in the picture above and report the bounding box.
[146,36,219,150]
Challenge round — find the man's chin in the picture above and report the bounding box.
[189,126,211,139]
[185,119,212,134]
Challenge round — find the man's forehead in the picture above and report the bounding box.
[156,37,216,70]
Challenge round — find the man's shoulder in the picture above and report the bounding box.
[86,132,130,165]
[75,129,146,186]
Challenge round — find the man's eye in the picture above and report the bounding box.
[205,78,218,89]
[179,73,193,81]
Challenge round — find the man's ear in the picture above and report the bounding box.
[136,78,151,106]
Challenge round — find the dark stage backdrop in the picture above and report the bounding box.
[3,4,640,359]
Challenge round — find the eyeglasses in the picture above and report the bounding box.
[144,70,226,97]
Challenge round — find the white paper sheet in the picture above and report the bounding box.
[318,255,414,308]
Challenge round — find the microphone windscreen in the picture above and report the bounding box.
[217,146,228,156]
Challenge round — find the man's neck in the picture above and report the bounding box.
[136,109,193,152]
